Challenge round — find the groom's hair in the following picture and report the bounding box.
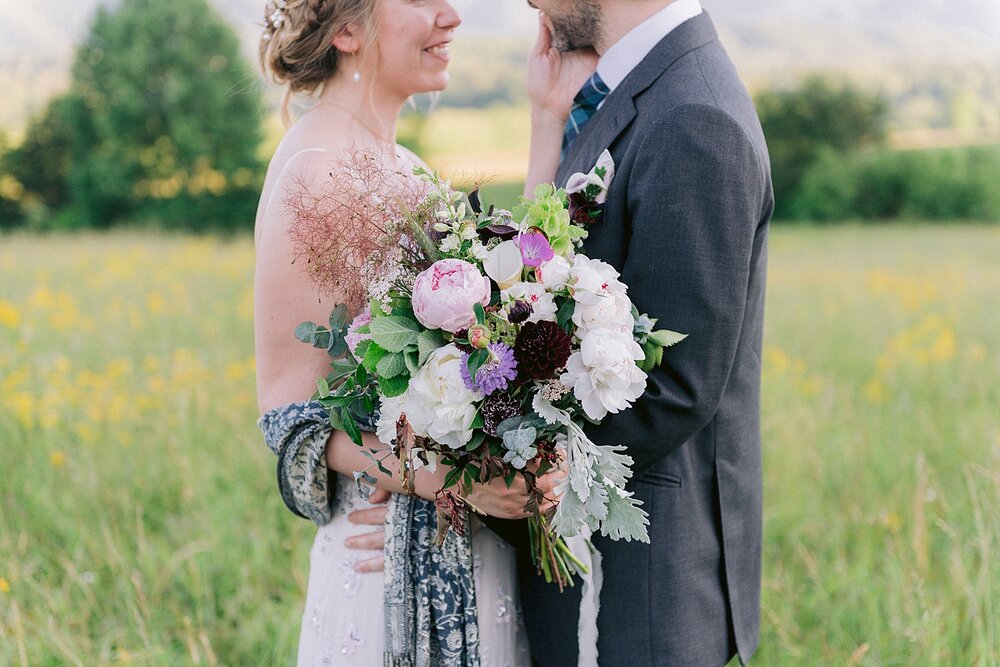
[259,0,379,123]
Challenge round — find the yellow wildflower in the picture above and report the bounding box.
[0,300,21,328]
[864,379,886,403]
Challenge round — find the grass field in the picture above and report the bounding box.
[1,226,998,665]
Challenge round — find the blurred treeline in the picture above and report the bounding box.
[1,0,998,231]
[758,78,1000,222]
[0,0,264,232]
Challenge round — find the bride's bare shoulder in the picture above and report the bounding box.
[395,143,431,172]
[254,133,348,243]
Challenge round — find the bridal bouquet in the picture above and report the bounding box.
[289,151,685,588]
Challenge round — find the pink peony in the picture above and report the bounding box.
[345,306,372,358]
[412,259,491,333]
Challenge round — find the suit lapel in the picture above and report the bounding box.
[555,11,720,187]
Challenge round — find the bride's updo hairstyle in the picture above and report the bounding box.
[259,0,378,123]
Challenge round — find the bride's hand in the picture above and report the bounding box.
[527,14,600,123]
[463,475,536,520]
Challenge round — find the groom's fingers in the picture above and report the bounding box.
[345,529,385,551]
[535,13,553,54]
[347,505,389,526]
[368,487,391,504]
[354,555,384,574]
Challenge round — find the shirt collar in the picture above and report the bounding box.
[596,0,703,92]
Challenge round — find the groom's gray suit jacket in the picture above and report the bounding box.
[514,12,772,666]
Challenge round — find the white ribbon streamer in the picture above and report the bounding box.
[567,532,603,666]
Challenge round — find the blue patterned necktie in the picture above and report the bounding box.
[563,71,611,156]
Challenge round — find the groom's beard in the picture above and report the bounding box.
[548,1,602,52]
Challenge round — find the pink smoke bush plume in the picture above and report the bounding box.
[284,149,430,313]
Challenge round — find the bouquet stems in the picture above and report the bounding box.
[527,514,589,591]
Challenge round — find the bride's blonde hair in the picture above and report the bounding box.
[259,0,379,124]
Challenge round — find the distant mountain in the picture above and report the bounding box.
[2,0,998,131]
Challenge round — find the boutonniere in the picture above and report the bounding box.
[565,149,615,226]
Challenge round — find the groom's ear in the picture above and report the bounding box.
[331,25,363,54]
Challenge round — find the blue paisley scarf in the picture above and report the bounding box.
[258,401,480,666]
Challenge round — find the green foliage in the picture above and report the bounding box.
[3,95,93,226]
[0,131,25,228]
[791,145,1000,222]
[757,76,889,219]
[11,0,265,230]
[368,315,421,353]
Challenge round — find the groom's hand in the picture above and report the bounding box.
[344,487,390,573]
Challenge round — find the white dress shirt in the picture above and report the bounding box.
[597,0,704,94]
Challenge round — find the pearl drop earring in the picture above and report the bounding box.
[352,52,361,83]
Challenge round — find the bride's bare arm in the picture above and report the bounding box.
[255,150,448,500]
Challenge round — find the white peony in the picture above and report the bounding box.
[573,287,634,336]
[537,255,572,290]
[375,395,407,446]
[560,329,647,421]
[404,344,482,449]
[569,255,634,335]
[501,281,558,323]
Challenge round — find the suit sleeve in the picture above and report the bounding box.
[586,103,765,476]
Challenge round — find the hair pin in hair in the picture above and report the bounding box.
[263,0,288,40]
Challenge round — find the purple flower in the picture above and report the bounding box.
[460,343,518,395]
[480,393,523,435]
[516,230,555,267]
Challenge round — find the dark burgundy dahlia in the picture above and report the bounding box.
[480,392,523,436]
[514,320,572,381]
[451,328,476,354]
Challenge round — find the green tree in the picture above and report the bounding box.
[65,0,264,229]
[4,95,92,220]
[757,77,888,220]
[0,131,26,229]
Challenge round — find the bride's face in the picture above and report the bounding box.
[374,0,461,96]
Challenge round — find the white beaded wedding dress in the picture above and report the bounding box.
[294,473,531,666]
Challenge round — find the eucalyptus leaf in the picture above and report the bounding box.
[295,321,332,351]
[294,321,319,344]
[328,336,348,358]
[328,304,350,332]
